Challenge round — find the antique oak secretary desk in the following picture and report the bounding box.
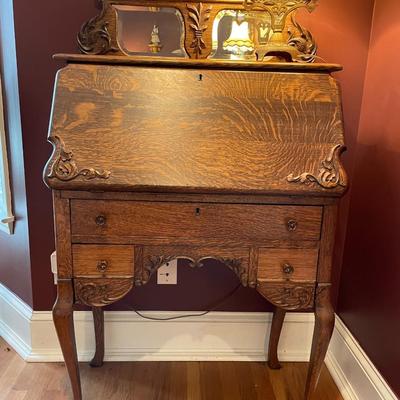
[44,0,348,399]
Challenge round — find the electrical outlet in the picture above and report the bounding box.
[50,251,57,284]
[157,259,178,285]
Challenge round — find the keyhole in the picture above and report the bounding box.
[195,207,201,216]
[198,74,203,81]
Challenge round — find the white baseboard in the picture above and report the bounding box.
[0,283,397,400]
[325,316,398,400]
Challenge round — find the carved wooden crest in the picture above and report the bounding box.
[139,253,247,286]
[75,278,133,307]
[46,135,111,182]
[257,282,315,310]
[77,0,319,62]
[287,145,348,189]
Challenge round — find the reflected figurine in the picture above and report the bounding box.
[149,25,163,53]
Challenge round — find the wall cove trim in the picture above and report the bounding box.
[0,283,397,400]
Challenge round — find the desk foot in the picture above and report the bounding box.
[53,280,82,400]
[90,307,105,368]
[267,306,286,369]
[304,284,334,400]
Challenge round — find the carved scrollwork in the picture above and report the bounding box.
[143,255,177,284]
[215,257,247,286]
[287,14,317,62]
[244,0,318,28]
[141,254,247,286]
[287,144,347,189]
[78,0,113,55]
[74,279,133,307]
[47,136,111,182]
[257,283,315,310]
[187,3,212,58]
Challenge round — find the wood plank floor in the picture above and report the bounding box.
[0,338,343,400]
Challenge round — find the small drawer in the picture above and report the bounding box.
[70,200,322,243]
[72,245,134,277]
[257,248,318,282]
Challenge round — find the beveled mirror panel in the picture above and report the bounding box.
[210,10,274,61]
[114,5,187,57]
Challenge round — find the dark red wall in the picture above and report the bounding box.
[8,0,374,311]
[299,1,375,307]
[11,0,99,310]
[0,0,32,306]
[338,0,400,395]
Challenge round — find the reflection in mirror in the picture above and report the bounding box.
[210,10,273,60]
[114,6,187,57]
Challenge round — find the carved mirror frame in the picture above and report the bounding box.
[78,0,319,62]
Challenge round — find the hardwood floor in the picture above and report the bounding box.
[0,338,343,400]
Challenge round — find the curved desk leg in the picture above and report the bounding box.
[90,307,105,368]
[304,284,334,400]
[267,306,286,369]
[53,280,82,400]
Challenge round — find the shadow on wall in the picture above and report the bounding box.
[106,260,272,312]
[339,143,400,395]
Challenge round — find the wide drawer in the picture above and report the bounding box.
[257,248,318,282]
[70,200,322,242]
[72,245,134,277]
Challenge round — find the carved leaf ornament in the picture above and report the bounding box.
[142,255,247,286]
[287,144,347,189]
[47,136,111,182]
[187,3,212,57]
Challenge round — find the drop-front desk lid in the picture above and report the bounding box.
[44,55,347,197]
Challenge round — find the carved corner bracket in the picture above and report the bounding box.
[257,282,315,310]
[47,136,111,182]
[140,254,247,286]
[74,278,133,307]
[287,144,347,189]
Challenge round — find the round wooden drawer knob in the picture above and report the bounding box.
[97,260,108,272]
[287,219,298,231]
[282,263,295,275]
[95,215,107,226]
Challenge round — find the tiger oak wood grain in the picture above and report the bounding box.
[46,54,347,399]
[258,248,319,282]
[53,192,73,279]
[61,191,337,205]
[44,64,346,196]
[53,280,82,400]
[72,245,134,278]
[54,54,343,72]
[70,200,323,242]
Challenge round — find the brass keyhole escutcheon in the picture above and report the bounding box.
[287,219,298,231]
[282,263,294,275]
[97,260,108,272]
[95,215,106,226]
[195,207,201,216]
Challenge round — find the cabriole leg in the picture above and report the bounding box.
[304,284,334,400]
[90,306,105,368]
[267,306,286,369]
[53,279,82,400]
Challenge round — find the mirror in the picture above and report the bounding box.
[210,10,274,60]
[114,5,187,57]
